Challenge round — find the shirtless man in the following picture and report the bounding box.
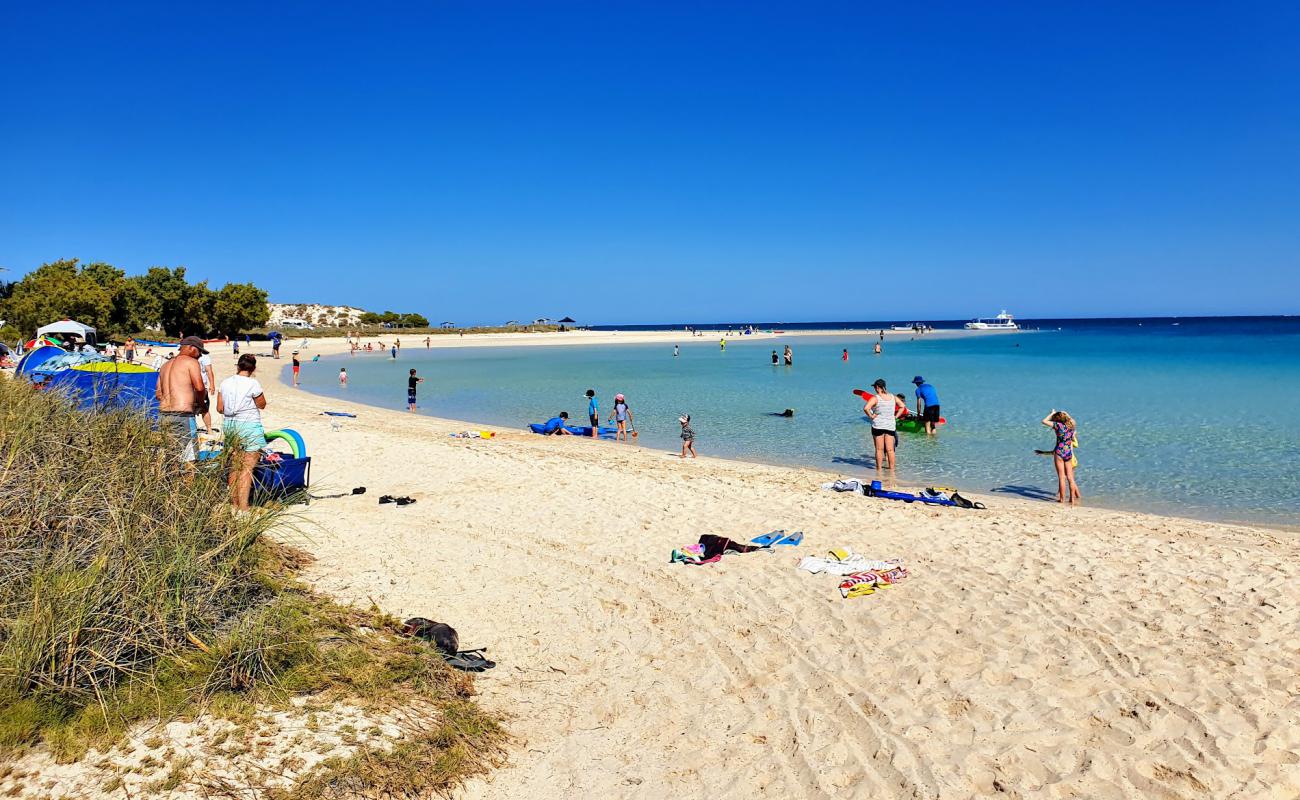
[156,336,208,465]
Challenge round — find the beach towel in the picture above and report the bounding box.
[671,535,768,565]
[837,565,910,598]
[798,549,904,576]
[822,479,867,494]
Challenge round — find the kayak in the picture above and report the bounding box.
[853,389,945,431]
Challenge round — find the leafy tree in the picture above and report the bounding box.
[137,267,191,336]
[359,311,382,324]
[0,259,113,334]
[182,281,216,336]
[81,262,126,292]
[212,282,269,335]
[115,276,162,333]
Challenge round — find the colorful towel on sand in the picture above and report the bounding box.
[671,535,768,565]
[837,565,910,598]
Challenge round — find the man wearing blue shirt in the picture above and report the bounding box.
[912,376,942,435]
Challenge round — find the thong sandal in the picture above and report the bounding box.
[443,648,495,672]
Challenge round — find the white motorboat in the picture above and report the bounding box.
[891,323,922,332]
[964,311,1019,330]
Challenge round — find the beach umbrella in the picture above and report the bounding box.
[558,316,575,324]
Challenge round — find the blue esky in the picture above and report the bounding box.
[2,2,1297,324]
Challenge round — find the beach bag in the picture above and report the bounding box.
[402,618,459,655]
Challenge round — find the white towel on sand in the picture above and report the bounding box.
[798,551,903,576]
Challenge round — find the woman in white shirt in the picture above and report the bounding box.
[217,353,268,510]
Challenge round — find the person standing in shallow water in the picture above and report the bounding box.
[771,349,779,365]
[407,368,423,411]
[842,348,849,362]
[783,345,793,366]
[585,389,599,437]
[1042,410,1082,505]
[679,414,697,458]
[863,378,904,471]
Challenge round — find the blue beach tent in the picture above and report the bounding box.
[16,345,65,376]
[44,362,160,417]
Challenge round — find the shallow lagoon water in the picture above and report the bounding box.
[292,319,1300,526]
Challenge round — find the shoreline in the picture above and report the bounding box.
[200,339,1300,797]
[272,332,1293,533]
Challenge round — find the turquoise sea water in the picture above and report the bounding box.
[290,319,1300,526]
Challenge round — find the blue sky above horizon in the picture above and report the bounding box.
[2,2,1298,325]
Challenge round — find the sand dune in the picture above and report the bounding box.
[224,335,1298,799]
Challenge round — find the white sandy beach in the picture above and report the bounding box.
[182,331,1300,799]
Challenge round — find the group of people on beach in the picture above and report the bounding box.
[155,337,269,511]
[150,331,1080,509]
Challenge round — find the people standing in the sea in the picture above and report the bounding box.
[719,338,726,351]
[407,368,423,411]
[873,341,882,355]
[863,378,904,471]
[585,389,599,437]
[395,338,401,353]
[291,351,301,387]
[673,345,679,357]
[425,336,431,349]
[1042,410,1082,504]
[679,414,697,458]
[771,349,779,365]
[609,393,634,441]
[217,353,267,511]
[842,348,849,362]
[912,375,941,435]
[783,345,793,366]
[339,367,347,385]
[390,344,397,359]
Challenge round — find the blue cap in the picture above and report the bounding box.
[912,375,925,384]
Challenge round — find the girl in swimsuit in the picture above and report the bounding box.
[679,414,696,458]
[609,393,634,441]
[1041,409,1082,505]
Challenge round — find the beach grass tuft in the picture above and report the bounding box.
[0,376,504,791]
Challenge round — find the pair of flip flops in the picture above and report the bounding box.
[751,530,804,547]
[443,648,496,672]
[379,495,417,506]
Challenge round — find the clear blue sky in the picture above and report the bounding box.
[2,2,1298,324]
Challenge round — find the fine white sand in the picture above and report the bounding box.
[192,332,1300,799]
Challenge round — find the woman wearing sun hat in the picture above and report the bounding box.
[608,393,635,441]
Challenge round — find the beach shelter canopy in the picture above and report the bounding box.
[558,316,576,324]
[16,345,65,376]
[36,319,97,343]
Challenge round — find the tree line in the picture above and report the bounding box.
[0,259,269,339]
[357,310,430,327]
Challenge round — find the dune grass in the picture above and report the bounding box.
[0,376,504,791]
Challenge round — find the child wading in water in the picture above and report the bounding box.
[609,393,634,441]
[679,414,696,458]
[1041,409,1082,504]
